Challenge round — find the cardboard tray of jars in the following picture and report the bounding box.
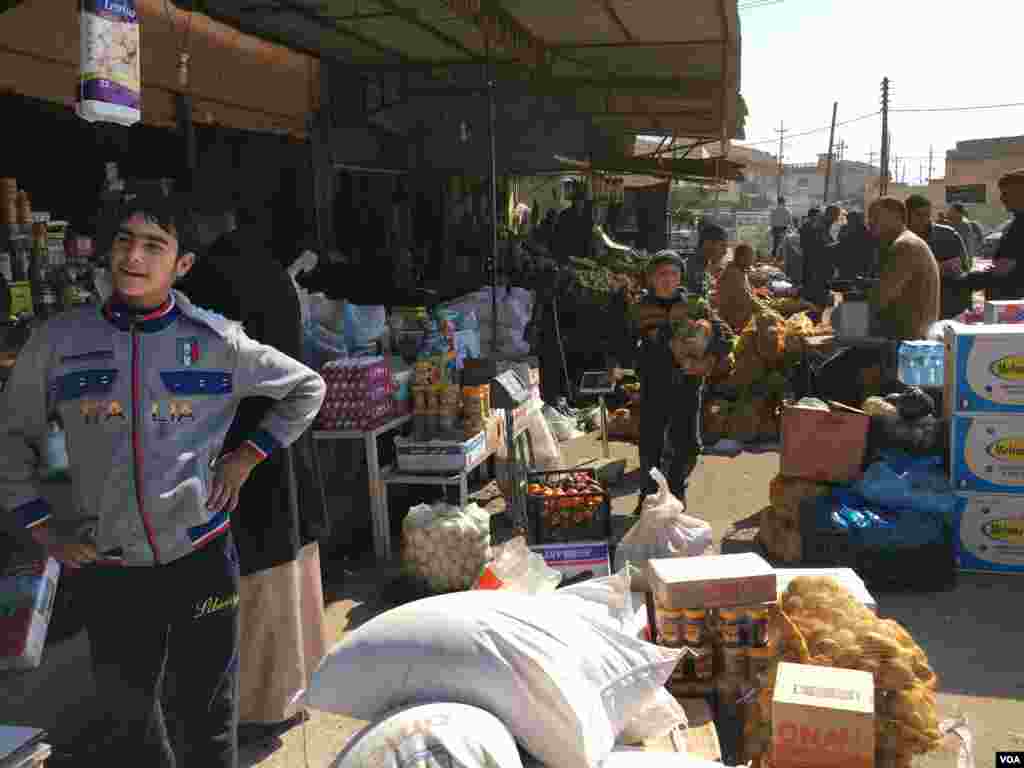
[645,590,784,764]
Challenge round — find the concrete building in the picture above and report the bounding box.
[924,135,1024,224]
[779,155,878,214]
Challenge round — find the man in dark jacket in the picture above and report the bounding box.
[177,205,329,745]
[906,193,971,318]
[961,169,1024,300]
[610,251,732,509]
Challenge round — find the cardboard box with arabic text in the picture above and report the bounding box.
[772,662,875,768]
[646,552,777,610]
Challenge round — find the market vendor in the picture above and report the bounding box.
[610,251,732,511]
[0,191,326,766]
[717,242,757,333]
[958,168,1024,300]
[687,223,728,297]
[869,196,940,340]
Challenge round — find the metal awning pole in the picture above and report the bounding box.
[485,46,499,354]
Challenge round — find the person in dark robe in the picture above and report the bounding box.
[176,205,329,746]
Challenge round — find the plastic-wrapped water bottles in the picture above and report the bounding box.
[926,342,944,386]
[899,341,944,387]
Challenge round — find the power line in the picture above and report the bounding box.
[890,101,1024,114]
[739,0,784,10]
[737,110,880,147]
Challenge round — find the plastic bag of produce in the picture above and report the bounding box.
[474,537,561,594]
[542,404,583,442]
[526,412,562,471]
[402,503,492,593]
[614,469,713,592]
[331,702,524,768]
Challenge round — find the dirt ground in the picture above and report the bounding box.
[1,432,1021,767]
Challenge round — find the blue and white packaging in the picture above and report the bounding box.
[530,541,611,579]
[949,414,1024,493]
[953,493,1024,573]
[943,322,1024,417]
[77,0,142,127]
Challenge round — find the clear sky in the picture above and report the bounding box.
[736,0,1023,182]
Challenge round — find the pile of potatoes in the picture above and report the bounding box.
[402,503,493,593]
[746,576,943,768]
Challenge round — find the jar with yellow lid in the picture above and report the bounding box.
[683,608,707,645]
[747,641,776,683]
[655,606,685,647]
[719,608,743,647]
[746,606,771,647]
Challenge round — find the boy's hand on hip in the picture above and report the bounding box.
[208,444,263,514]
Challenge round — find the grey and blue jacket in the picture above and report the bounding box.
[0,290,326,566]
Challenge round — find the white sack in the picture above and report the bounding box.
[304,590,681,768]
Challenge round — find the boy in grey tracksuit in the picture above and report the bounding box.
[0,192,326,766]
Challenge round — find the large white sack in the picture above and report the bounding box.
[331,702,523,768]
[305,590,681,768]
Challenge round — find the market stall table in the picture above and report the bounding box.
[379,412,537,561]
[312,413,413,562]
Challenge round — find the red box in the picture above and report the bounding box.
[780,401,869,484]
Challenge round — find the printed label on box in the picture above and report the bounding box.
[954,494,1024,573]
[950,415,1024,492]
[530,541,610,578]
[945,324,1024,414]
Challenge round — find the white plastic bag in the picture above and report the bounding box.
[345,303,389,349]
[618,688,688,745]
[473,536,561,594]
[331,702,524,768]
[526,412,561,471]
[614,469,713,592]
[403,503,492,593]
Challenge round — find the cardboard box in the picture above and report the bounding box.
[950,414,1024,493]
[944,322,1024,417]
[954,493,1024,573]
[984,301,1024,324]
[772,662,874,768]
[530,540,611,579]
[647,552,777,610]
[0,555,59,672]
[780,402,869,484]
[395,431,488,473]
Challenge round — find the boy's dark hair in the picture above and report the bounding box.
[98,187,199,258]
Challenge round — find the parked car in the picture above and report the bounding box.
[983,218,1014,259]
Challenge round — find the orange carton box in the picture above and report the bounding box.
[772,662,874,768]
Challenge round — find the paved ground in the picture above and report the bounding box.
[1,432,1021,767]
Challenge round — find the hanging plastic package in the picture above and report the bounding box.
[77,0,142,127]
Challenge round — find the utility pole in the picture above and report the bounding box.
[836,139,847,201]
[823,101,838,204]
[928,144,934,182]
[880,77,890,196]
[776,121,785,200]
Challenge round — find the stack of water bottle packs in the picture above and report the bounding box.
[942,314,1024,574]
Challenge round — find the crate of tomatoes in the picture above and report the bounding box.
[526,469,612,545]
